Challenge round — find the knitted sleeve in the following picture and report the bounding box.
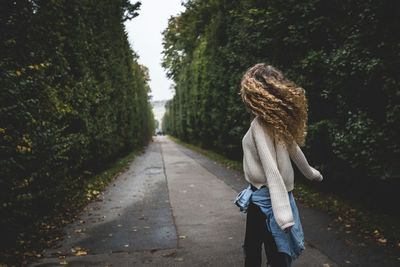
[288,143,323,182]
[251,119,295,230]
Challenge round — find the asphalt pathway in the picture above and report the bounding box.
[29,136,398,266]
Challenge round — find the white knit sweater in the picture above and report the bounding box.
[242,117,323,230]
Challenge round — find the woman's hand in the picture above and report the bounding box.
[284,225,293,233]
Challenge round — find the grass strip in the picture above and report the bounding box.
[167,135,400,249]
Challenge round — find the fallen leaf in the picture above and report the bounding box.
[162,251,177,257]
[144,226,150,229]
[322,264,330,267]
[377,238,387,244]
[178,235,187,239]
[327,227,332,231]
[117,224,123,227]
[228,237,233,240]
[345,260,351,264]
[75,229,82,233]
[24,252,34,256]
[345,239,352,246]
[175,257,184,262]
[345,224,351,228]
[108,233,113,237]
[60,261,68,265]
[124,244,129,247]
[76,250,87,256]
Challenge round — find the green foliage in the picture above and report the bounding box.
[0,0,154,256]
[161,0,400,212]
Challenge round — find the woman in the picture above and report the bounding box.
[236,63,323,267]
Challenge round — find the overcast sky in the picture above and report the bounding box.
[124,0,185,101]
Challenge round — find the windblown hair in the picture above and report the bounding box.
[240,63,308,148]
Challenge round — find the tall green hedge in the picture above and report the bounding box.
[162,0,400,213]
[1,0,154,248]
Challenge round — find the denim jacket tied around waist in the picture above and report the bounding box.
[235,184,305,261]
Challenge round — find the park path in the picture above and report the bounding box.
[29,136,342,266]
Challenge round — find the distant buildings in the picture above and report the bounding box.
[151,100,168,133]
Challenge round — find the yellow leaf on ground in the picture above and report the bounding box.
[179,235,187,239]
[322,264,330,267]
[16,71,21,76]
[377,238,387,243]
[60,261,68,265]
[76,251,87,256]
[124,244,129,247]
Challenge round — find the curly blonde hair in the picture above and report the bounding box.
[240,63,308,148]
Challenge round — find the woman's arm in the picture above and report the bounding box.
[251,119,295,230]
[288,143,323,182]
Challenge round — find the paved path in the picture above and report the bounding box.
[29,136,397,266]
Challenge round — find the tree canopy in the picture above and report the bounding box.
[162,0,400,213]
[1,0,154,255]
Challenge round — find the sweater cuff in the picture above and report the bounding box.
[280,221,295,231]
[313,174,323,182]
